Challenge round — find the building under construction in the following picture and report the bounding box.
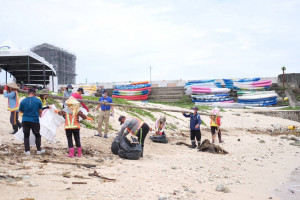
[31,43,76,84]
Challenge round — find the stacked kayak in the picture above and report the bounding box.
[185,80,232,103]
[113,82,151,100]
[237,93,278,106]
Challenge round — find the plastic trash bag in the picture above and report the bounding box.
[14,128,36,146]
[111,134,120,155]
[149,135,168,144]
[118,134,142,160]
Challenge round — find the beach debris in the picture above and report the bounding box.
[290,141,300,147]
[198,139,228,154]
[259,140,266,144]
[215,184,230,193]
[238,139,241,141]
[20,198,35,200]
[62,172,71,178]
[28,182,38,187]
[88,171,116,182]
[41,159,96,168]
[72,182,87,184]
[158,195,166,200]
[175,142,190,147]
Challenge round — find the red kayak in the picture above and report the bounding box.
[114,87,151,92]
[112,94,149,100]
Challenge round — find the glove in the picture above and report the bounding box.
[54,110,59,114]
[86,117,93,121]
[4,85,8,91]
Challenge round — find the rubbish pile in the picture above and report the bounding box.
[113,81,151,101]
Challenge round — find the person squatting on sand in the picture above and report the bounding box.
[3,82,22,134]
[56,96,93,157]
[94,89,114,138]
[210,107,223,143]
[19,88,45,155]
[183,107,202,149]
[155,115,166,136]
[118,115,152,157]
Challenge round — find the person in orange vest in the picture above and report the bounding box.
[56,97,93,157]
[210,107,223,143]
[4,82,22,134]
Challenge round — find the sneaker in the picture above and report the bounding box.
[24,151,30,155]
[37,149,46,155]
[94,133,102,137]
[103,134,108,138]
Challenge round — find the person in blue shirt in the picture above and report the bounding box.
[19,88,45,155]
[183,107,202,148]
[94,89,114,138]
[3,82,22,134]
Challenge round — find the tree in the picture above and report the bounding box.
[281,66,286,87]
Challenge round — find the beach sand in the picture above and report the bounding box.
[0,95,299,200]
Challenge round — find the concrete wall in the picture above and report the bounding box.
[278,73,300,87]
[252,110,300,123]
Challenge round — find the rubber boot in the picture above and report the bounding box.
[10,125,18,134]
[140,146,144,158]
[197,141,201,148]
[68,147,75,157]
[77,147,82,157]
[189,141,197,148]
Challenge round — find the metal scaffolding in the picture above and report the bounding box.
[31,43,76,84]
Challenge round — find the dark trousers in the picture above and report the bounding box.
[136,123,150,148]
[190,130,201,142]
[211,126,222,138]
[22,122,41,152]
[10,111,21,130]
[66,129,81,148]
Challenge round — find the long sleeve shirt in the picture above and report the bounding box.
[63,91,73,106]
[183,113,201,130]
[155,119,166,132]
[4,91,18,110]
[71,92,89,112]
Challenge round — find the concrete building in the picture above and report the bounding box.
[31,43,76,84]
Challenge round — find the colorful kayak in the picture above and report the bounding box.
[114,87,151,92]
[112,94,149,100]
[113,90,149,96]
[238,93,277,100]
[115,84,151,90]
[130,81,149,85]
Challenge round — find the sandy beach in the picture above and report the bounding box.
[0,94,300,200]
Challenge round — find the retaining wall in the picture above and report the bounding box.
[251,110,300,123]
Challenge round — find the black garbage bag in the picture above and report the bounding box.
[111,135,121,155]
[149,135,168,143]
[118,135,142,160]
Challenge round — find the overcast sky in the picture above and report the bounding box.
[0,0,299,84]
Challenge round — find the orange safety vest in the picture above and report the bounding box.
[126,117,144,136]
[65,113,80,129]
[7,91,20,112]
[210,115,221,127]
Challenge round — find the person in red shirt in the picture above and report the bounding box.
[71,88,89,112]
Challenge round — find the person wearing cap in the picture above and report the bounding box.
[210,107,223,143]
[4,82,22,134]
[37,89,49,108]
[182,107,202,148]
[56,96,93,157]
[94,89,114,138]
[19,88,45,155]
[118,116,152,157]
[63,84,73,108]
[71,88,89,112]
[155,115,166,136]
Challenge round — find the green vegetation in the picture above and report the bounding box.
[149,96,210,111]
[80,120,97,129]
[280,106,300,110]
[166,123,177,130]
[47,97,62,109]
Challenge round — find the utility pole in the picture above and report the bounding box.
[150,66,152,83]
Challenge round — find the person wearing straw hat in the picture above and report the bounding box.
[56,96,93,157]
[155,115,167,136]
[63,84,73,108]
[210,107,223,143]
[19,88,45,155]
[37,89,49,108]
[182,107,202,148]
[4,82,22,134]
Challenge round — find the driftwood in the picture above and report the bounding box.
[41,160,96,168]
[72,182,87,184]
[175,142,191,147]
[198,139,228,154]
[17,89,220,116]
[88,171,116,182]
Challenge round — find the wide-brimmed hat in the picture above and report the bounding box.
[39,89,49,95]
[212,107,220,115]
[7,82,20,90]
[66,96,80,105]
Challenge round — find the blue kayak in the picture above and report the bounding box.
[115,84,151,90]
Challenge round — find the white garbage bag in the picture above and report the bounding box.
[14,128,36,146]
